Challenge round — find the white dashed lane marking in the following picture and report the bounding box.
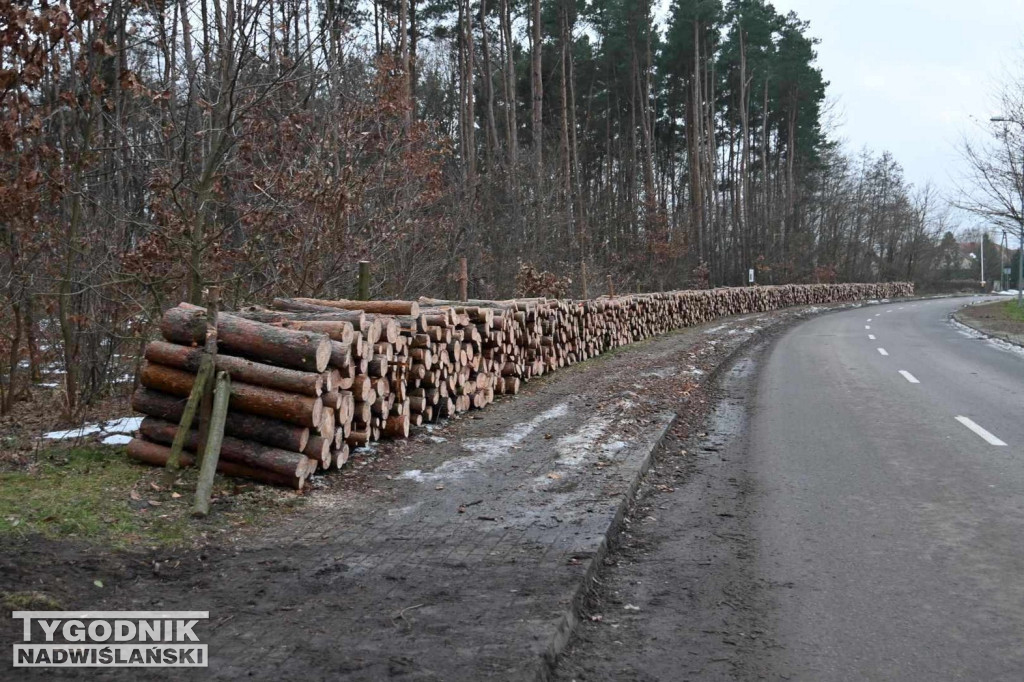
[955,416,1008,447]
[878,348,889,356]
[899,370,920,384]
[868,334,876,340]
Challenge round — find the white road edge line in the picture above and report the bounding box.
[899,370,920,384]
[869,334,876,340]
[877,348,889,356]
[955,416,1007,447]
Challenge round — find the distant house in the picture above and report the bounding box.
[958,242,979,270]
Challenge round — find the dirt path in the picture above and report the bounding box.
[1,304,845,681]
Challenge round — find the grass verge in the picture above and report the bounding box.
[1001,300,1024,323]
[0,445,301,549]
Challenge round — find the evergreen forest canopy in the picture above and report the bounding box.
[0,0,988,411]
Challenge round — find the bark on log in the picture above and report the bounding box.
[131,387,310,452]
[127,438,310,490]
[163,306,332,372]
[140,417,309,480]
[238,307,367,330]
[145,341,323,396]
[140,362,324,428]
[288,297,419,317]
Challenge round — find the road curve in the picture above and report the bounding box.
[752,296,1024,680]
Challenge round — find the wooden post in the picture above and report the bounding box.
[195,287,220,465]
[607,275,615,298]
[165,355,214,471]
[458,257,468,302]
[580,261,588,299]
[193,371,231,517]
[358,261,371,301]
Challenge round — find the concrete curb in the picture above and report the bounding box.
[952,308,1024,350]
[536,413,676,682]
[532,306,814,681]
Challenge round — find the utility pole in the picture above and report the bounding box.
[989,117,1024,306]
[980,231,985,289]
[1001,230,1009,291]
[1019,227,1024,305]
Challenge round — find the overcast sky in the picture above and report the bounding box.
[771,0,1024,232]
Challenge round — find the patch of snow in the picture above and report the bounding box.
[103,416,143,434]
[602,440,627,456]
[389,503,422,516]
[38,383,59,388]
[402,403,569,482]
[641,367,678,379]
[427,435,448,443]
[44,425,102,440]
[554,416,613,468]
[101,434,133,445]
[950,318,1024,358]
[44,415,142,442]
[398,470,426,482]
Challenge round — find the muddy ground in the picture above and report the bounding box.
[0,303,858,681]
[553,343,777,681]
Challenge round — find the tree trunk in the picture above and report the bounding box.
[531,0,543,174]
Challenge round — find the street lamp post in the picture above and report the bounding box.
[980,232,985,289]
[1001,230,1009,292]
[990,117,1024,307]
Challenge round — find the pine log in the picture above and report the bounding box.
[145,341,323,397]
[289,297,420,317]
[140,361,324,428]
[384,413,410,439]
[303,435,332,465]
[127,438,310,490]
[238,307,367,331]
[131,387,310,452]
[332,443,350,469]
[140,417,310,481]
[280,320,355,345]
[163,306,331,372]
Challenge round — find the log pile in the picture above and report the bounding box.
[127,282,913,488]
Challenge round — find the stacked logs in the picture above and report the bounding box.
[127,282,912,488]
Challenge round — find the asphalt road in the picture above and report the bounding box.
[753,296,1024,680]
